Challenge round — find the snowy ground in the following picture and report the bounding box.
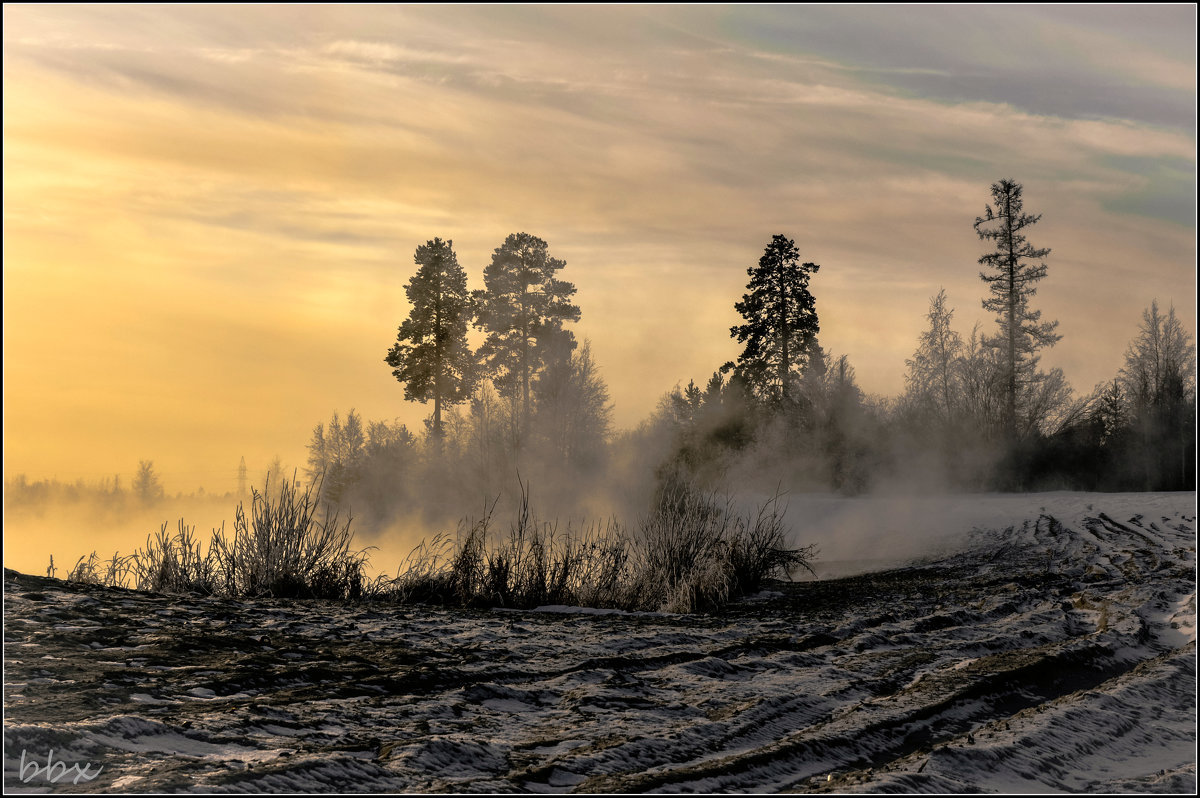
[3,492,1196,793]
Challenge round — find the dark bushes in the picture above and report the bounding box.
[67,476,814,613]
[68,476,372,601]
[370,481,815,613]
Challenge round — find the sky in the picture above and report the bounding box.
[3,3,1196,495]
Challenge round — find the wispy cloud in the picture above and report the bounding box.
[3,3,1194,482]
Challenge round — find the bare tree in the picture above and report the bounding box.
[1119,300,1196,411]
[904,288,964,426]
[1118,300,1196,488]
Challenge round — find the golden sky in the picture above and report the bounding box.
[3,4,1196,494]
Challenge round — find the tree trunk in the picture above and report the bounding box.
[1004,192,1018,444]
[521,281,531,438]
[434,270,444,441]
[779,260,789,402]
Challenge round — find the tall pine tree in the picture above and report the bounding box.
[385,237,475,439]
[473,232,580,433]
[974,179,1060,443]
[727,234,820,404]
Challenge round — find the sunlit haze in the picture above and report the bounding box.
[4,4,1195,496]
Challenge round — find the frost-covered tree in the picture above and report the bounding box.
[1119,300,1196,413]
[386,238,475,440]
[306,422,328,481]
[533,339,613,466]
[957,322,1005,441]
[904,288,964,425]
[264,455,287,492]
[305,409,366,503]
[1118,300,1196,489]
[474,233,580,433]
[728,234,820,404]
[974,179,1060,442]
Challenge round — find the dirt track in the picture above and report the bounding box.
[4,502,1196,793]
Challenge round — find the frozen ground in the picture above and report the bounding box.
[3,491,1196,793]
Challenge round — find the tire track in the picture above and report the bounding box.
[4,500,1195,793]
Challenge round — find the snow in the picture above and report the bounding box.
[3,491,1195,793]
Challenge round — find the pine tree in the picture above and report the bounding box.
[386,238,475,439]
[727,234,820,404]
[1094,380,1127,448]
[974,179,1061,442]
[473,233,580,433]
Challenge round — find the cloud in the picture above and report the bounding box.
[3,4,1194,484]
[1098,155,1196,227]
[322,39,474,67]
[701,4,1195,129]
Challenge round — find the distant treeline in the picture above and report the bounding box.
[293,179,1195,537]
[7,460,175,509]
[11,180,1194,526]
[5,459,292,510]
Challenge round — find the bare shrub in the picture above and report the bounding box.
[366,532,457,603]
[130,520,217,595]
[629,485,735,612]
[210,474,372,600]
[452,516,490,606]
[65,473,373,601]
[726,493,817,596]
[626,484,813,613]
[568,520,632,608]
[67,551,134,588]
[67,552,104,585]
[62,472,811,613]
[375,479,814,613]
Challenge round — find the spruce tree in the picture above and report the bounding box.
[385,238,475,439]
[473,232,580,433]
[974,179,1060,443]
[133,460,164,505]
[728,234,820,404]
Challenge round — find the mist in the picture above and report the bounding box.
[9,284,1195,590]
[4,492,237,581]
[6,219,1196,593]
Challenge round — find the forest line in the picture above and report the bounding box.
[7,178,1195,525]
[309,177,1196,528]
[12,178,1196,610]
